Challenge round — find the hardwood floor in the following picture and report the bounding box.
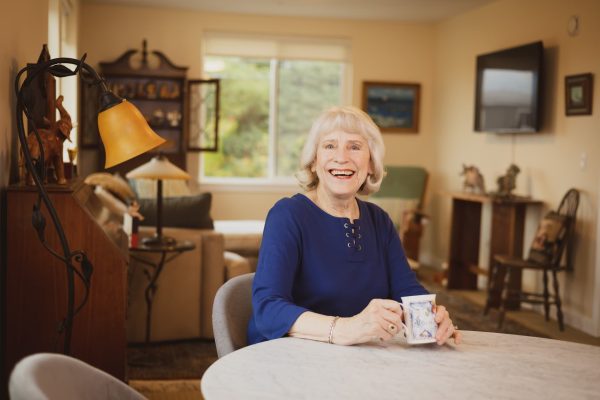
[450,287,600,346]
[417,264,600,346]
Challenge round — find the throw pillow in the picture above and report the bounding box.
[138,192,214,230]
[84,172,136,204]
[527,211,568,265]
[93,186,128,217]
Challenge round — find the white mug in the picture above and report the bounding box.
[399,294,437,344]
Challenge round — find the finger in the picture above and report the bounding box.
[376,299,403,313]
[453,329,463,345]
[381,309,403,326]
[436,321,450,342]
[434,305,448,323]
[437,320,455,345]
[435,312,452,340]
[377,319,397,338]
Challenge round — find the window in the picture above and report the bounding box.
[201,32,351,184]
[49,0,78,162]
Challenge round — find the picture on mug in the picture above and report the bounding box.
[409,301,436,339]
[401,294,437,344]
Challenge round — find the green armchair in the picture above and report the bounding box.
[369,165,429,268]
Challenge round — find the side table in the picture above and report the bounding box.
[447,192,542,309]
[129,240,195,342]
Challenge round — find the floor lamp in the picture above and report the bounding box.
[126,155,191,246]
[15,51,166,355]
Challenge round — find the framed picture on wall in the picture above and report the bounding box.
[362,81,420,133]
[565,73,593,116]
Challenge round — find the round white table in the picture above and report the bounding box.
[201,331,600,399]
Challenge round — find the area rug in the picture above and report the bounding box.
[127,285,546,381]
[424,282,549,338]
[128,339,217,380]
[128,380,202,400]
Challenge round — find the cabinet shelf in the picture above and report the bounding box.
[80,40,188,174]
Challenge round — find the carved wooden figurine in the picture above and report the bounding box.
[26,95,72,185]
[461,164,485,194]
[495,164,521,197]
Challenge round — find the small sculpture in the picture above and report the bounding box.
[495,164,521,197]
[461,164,486,194]
[26,95,72,185]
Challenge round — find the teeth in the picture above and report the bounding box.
[330,169,354,176]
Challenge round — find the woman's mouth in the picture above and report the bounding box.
[329,169,355,179]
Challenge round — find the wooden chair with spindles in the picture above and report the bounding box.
[484,188,580,331]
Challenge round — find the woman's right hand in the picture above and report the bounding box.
[333,299,404,345]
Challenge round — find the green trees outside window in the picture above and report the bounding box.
[203,56,344,180]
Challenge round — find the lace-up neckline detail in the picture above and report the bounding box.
[344,221,363,252]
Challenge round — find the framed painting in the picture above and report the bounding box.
[565,73,593,116]
[187,79,220,151]
[362,81,420,133]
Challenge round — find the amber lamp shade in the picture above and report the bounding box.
[98,99,166,168]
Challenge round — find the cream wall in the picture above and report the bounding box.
[0,2,49,188]
[78,4,437,223]
[432,0,600,335]
[0,0,51,341]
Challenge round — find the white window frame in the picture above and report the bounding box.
[48,0,79,162]
[199,32,353,190]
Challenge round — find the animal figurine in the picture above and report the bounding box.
[26,95,72,185]
[461,164,485,194]
[495,164,521,197]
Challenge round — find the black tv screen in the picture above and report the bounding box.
[474,41,543,133]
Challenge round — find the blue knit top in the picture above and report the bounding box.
[247,193,427,345]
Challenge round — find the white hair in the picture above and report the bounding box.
[296,106,385,195]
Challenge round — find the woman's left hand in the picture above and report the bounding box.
[433,305,462,345]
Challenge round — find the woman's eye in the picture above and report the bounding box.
[324,144,335,149]
[351,144,361,150]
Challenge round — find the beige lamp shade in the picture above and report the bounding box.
[98,100,166,168]
[126,155,191,180]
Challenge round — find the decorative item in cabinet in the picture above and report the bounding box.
[80,40,188,171]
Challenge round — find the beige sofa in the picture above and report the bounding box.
[127,227,251,343]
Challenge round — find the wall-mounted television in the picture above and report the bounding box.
[474,41,544,133]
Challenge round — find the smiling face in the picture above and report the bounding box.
[311,130,373,200]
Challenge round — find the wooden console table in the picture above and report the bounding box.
[447,193,542,309]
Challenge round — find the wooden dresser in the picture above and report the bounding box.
[2,181,128,395]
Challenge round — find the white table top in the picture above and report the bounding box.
[201,331,600,399]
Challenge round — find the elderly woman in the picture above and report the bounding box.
[248,106,461,346]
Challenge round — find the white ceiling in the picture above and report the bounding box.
[85,0,496,22]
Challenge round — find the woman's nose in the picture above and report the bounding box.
[333,146,349,162]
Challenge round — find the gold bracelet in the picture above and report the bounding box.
[328,316,340,344]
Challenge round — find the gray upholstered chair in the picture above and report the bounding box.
[212,272,255,358]
[9,353,145,400]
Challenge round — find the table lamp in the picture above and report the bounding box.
[15,51,166,354]
[126,155,191,246]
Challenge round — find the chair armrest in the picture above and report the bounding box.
[403,209,429,224]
